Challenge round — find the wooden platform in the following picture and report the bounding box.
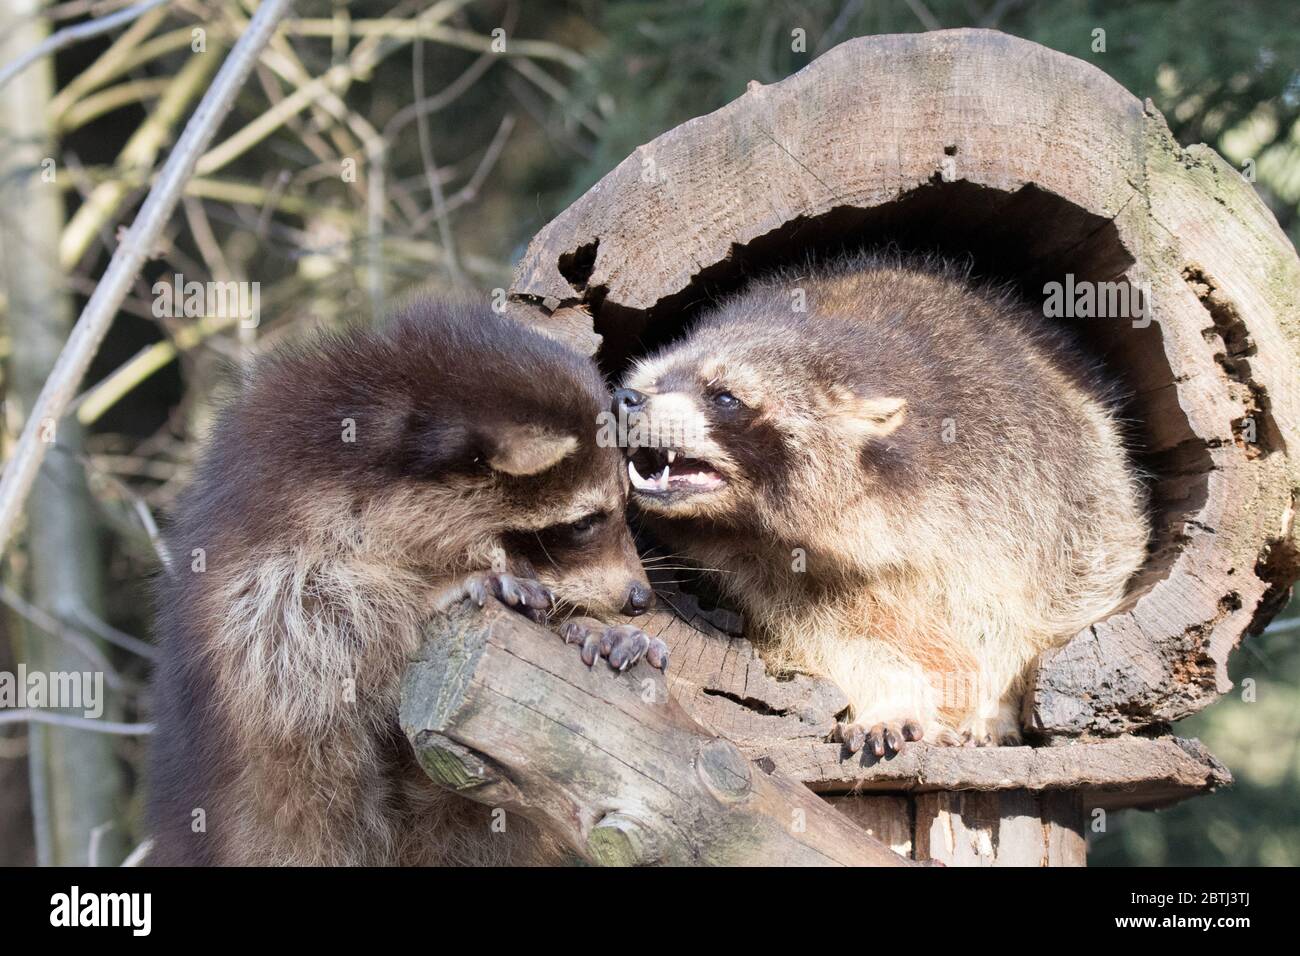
[642,602,1230,811]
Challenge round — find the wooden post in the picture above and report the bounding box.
[399,597,1231,866]
[830,792,1086,866]
[634,601,1228,865]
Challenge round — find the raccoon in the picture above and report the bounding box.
[619,253,1148,756]
[148,299,664,866]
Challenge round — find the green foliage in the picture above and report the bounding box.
[563,0,1300,241]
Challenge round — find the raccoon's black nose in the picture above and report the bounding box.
[614,388,647,416]
[622,582,654,616]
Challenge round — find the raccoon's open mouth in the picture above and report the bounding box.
[627,448,726,497]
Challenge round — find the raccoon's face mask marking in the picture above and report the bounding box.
[614,385,737,510]
[620,344,910,530]
[395,413,650,616]
[613,353,790,523]
[503,487,653,618]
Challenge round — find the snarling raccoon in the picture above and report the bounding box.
[148,299,664,866]
[619,253,1148,756]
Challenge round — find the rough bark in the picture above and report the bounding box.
[506,28,1300,739]
[637,605,1229,810]
[400,599,914,866]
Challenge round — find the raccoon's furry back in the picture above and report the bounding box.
[703,252,1149,636]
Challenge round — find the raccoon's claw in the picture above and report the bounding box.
[559,619,602,666]
[560,618,669,672]
[958,730,1020,748]
[835,719,923,758]
[437,571,553,621]
[603,624,662,671]
[958,714,1021,748]
[489,573,552,612]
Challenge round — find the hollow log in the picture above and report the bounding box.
[399,599,914,866]
[506,28,1300,741]
[458,28,1300,864]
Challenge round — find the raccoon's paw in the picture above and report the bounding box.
[434,571,553,622]
[560,618,669,672]
[833,719,925,758]
[956,707,1024,749]
[957,719,1022,748]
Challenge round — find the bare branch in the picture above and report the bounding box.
[120,837,154,866]
[0,0,169,92]
[283,16,587,72]
[0,0,296,561]
[0,583,130,685]
[0,710,154,735]
[412,37,461,285]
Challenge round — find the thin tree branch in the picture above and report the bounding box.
[0,0,168,92]
[88,820,114,866]
[902,0,942,31]
[50,18,212,118]
[120,837,153,866]
[0,583,128,687]
[283,16,587,72]
[61,43,222,270]
[0,710,154,735]
[56,76,171,133]
[413,36,462,285]
[0,0,296,560]
[68,601,158,659]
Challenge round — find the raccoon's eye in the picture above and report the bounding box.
[560,511,606,539]
[711,391,744,410]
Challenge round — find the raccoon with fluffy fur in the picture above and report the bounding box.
[619,253,1149,756]
[148,299,658,865]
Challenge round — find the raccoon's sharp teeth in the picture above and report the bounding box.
[628,459,654,491]
[667,450,676,464]
[628,456,678,495]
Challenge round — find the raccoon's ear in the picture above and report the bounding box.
[486,424,578,476]
[835,394,907,439]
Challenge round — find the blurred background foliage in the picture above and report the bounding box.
[0,0,1295,865]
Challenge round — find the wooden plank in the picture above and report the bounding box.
[636,605,1231,808]
[915,790,1085,866]
[756,736,1231,809]
[828,796,914,859]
